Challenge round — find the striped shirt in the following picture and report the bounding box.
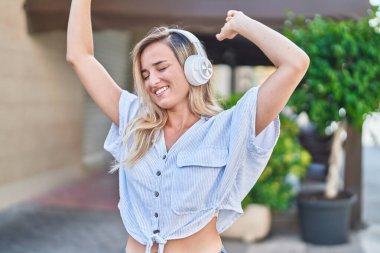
[104,86,280,253]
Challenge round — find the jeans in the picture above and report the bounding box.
[123,245,227,253]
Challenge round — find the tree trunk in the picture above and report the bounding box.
[344,126,363,229]
[325,123,344,199]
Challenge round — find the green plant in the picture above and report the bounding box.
[221,95,312,211]
[282,11,380,227]
[283,13,380,135]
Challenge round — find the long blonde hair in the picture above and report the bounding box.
[111,27,223,172]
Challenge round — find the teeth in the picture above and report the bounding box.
[155,86,168,95]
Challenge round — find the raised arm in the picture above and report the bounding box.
[66,0,122,125]
[216,10,310,136]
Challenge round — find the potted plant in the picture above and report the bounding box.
[283,9,380,244]
[220,94,311,242]
[296,121,357,245]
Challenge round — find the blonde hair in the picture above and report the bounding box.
[110,27,223,172]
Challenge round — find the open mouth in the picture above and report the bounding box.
[155,86,169,96]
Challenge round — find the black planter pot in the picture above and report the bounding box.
[297,191,357,245]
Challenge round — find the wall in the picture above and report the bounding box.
[0,0,85,208]
[83,31,131,170]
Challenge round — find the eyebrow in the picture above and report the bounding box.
[141,60,168,74]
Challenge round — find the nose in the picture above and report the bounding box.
[148,73,160,86]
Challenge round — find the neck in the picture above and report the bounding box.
[166,109,200,132]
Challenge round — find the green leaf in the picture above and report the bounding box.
[283,13,380,134]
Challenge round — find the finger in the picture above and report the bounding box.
[216,26,226,41]
[216,33,223,41]
[225,16,232,22]
[227,10,237,17]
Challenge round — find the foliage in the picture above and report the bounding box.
[221,94,312,211]
[369,2,380,33]
[283,13,380,135]
[219,92,244,109]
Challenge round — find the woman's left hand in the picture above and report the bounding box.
[216,10,245,41]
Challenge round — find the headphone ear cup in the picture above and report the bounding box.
[184,55,213,86]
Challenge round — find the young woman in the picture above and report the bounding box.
[66,1,309,253]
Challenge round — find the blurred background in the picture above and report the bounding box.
[1,0,379,252]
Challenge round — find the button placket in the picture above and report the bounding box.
[152,193,160,231]
[152,153,166,232]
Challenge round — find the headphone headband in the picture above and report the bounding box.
[168,29,206,57]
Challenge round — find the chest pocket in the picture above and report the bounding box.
[171,147,228,215]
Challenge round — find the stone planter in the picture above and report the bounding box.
[221,204,271,242]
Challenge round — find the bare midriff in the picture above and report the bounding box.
[125,216,222,253]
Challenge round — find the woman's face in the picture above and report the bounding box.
[140,41,190,111]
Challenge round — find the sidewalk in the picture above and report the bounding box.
[0,147,379,253]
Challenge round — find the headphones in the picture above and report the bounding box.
[168,29,213,86]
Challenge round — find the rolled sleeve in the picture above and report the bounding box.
[233,86,280,156]
[217,86,280,206]
[249,115,280,156]
[103,90,140,162]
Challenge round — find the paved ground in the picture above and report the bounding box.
[0,147,379,253]
[0,204,127,253]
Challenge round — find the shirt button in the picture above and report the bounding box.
[153,229,160,234]
[154,191,159,197]
[156,171,161,176]
[154,212,158,218]
[162,155,166,160]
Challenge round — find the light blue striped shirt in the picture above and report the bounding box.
[104,86,280,253]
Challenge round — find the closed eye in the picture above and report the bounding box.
[141,65,168,81]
